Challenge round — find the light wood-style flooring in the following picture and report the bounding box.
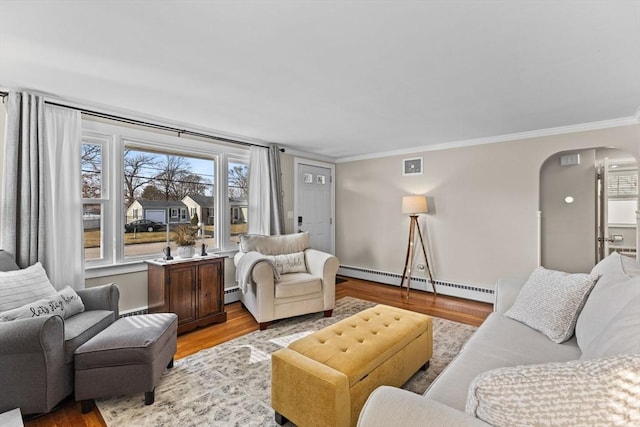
[24,277,492,427]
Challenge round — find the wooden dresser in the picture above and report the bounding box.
[146,255,227,334]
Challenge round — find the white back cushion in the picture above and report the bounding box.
[576,253,640,353]
[240,232,310,255]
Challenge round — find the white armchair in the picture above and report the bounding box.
[234,232,339,330]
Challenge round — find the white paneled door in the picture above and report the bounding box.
[296,163,333,254]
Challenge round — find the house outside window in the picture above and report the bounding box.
[82,120,249,270]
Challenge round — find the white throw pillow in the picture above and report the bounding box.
[0,286,84,321]
[576,253,640,353]
[466,354,640,427]
[270,252,307,274]
[0,262,57,312]
[505,266,599,343]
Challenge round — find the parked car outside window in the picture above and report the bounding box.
[124,219,165,233]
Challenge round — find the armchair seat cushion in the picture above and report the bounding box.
[63,310,116,363]
[275,273,322,298]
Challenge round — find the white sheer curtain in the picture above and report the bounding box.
[248,146,271,235]
[1,92,83,290]
[42,105,84,289]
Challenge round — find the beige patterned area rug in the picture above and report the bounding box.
[96,297,476,426]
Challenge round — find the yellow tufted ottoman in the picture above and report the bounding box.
[271,304,433,427]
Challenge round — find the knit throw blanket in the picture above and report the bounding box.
[235,251,280,293]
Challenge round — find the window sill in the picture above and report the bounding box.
[85,249,239,279]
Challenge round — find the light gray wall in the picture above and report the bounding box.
[336,125,640,290]
[540,149,597,273]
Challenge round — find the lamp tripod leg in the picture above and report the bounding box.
[415,220,437,296]
[401,216,418,298]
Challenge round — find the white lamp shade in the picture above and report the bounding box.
[402,195,428,214]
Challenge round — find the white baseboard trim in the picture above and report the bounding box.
[338,265,495,303]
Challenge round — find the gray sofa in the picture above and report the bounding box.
[358,253,640,426]
[0,251,119,415]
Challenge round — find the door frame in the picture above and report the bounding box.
[293,158,336,254]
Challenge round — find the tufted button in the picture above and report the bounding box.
[341,348,348,352]
[394,316,400,321]
[384,323,390,327]
[357,338,364,343]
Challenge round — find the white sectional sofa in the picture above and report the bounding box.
[358,252,640,426]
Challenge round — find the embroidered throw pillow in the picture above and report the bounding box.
[271,252,307,274]
[0,286,84,321]
[466,354,640,427]
[58,286,85,318]
[0,262,58,312]
[505,266,599,343]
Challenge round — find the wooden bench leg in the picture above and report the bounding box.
[420,360,430,371]
[275,411,289,425]
[145,389,155,405]
[324,309,333,317]
[167,357,174,369]
[259,322,270,330]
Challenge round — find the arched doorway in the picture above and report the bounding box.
[539,147,638,273]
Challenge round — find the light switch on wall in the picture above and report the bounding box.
[287,211,294,219]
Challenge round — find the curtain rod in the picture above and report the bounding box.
[0,91,284,152]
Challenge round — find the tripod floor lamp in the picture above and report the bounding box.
[400,195,437,298]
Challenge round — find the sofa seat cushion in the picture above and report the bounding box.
[275,273,322,298]
[64,310,115,363]
[425,313,581,412]
[288,305,431,386]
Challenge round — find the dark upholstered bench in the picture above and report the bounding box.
[74,313,177,413]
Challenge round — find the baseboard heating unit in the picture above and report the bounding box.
[338,265,494,303]
[224,286,241,304]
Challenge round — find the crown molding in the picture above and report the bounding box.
[335,115,640,164]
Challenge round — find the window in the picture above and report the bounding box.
[81,134,110,262]
[228,159,249,243]
[81,120,249,269]
[122,148,216,259]
[608,168,638,226]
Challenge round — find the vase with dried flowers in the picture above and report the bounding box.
[172,224,197,258]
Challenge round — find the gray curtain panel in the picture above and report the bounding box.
[1,92,46,268]
[268,144,285,235]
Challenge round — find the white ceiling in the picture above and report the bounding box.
[1,0,639,161]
